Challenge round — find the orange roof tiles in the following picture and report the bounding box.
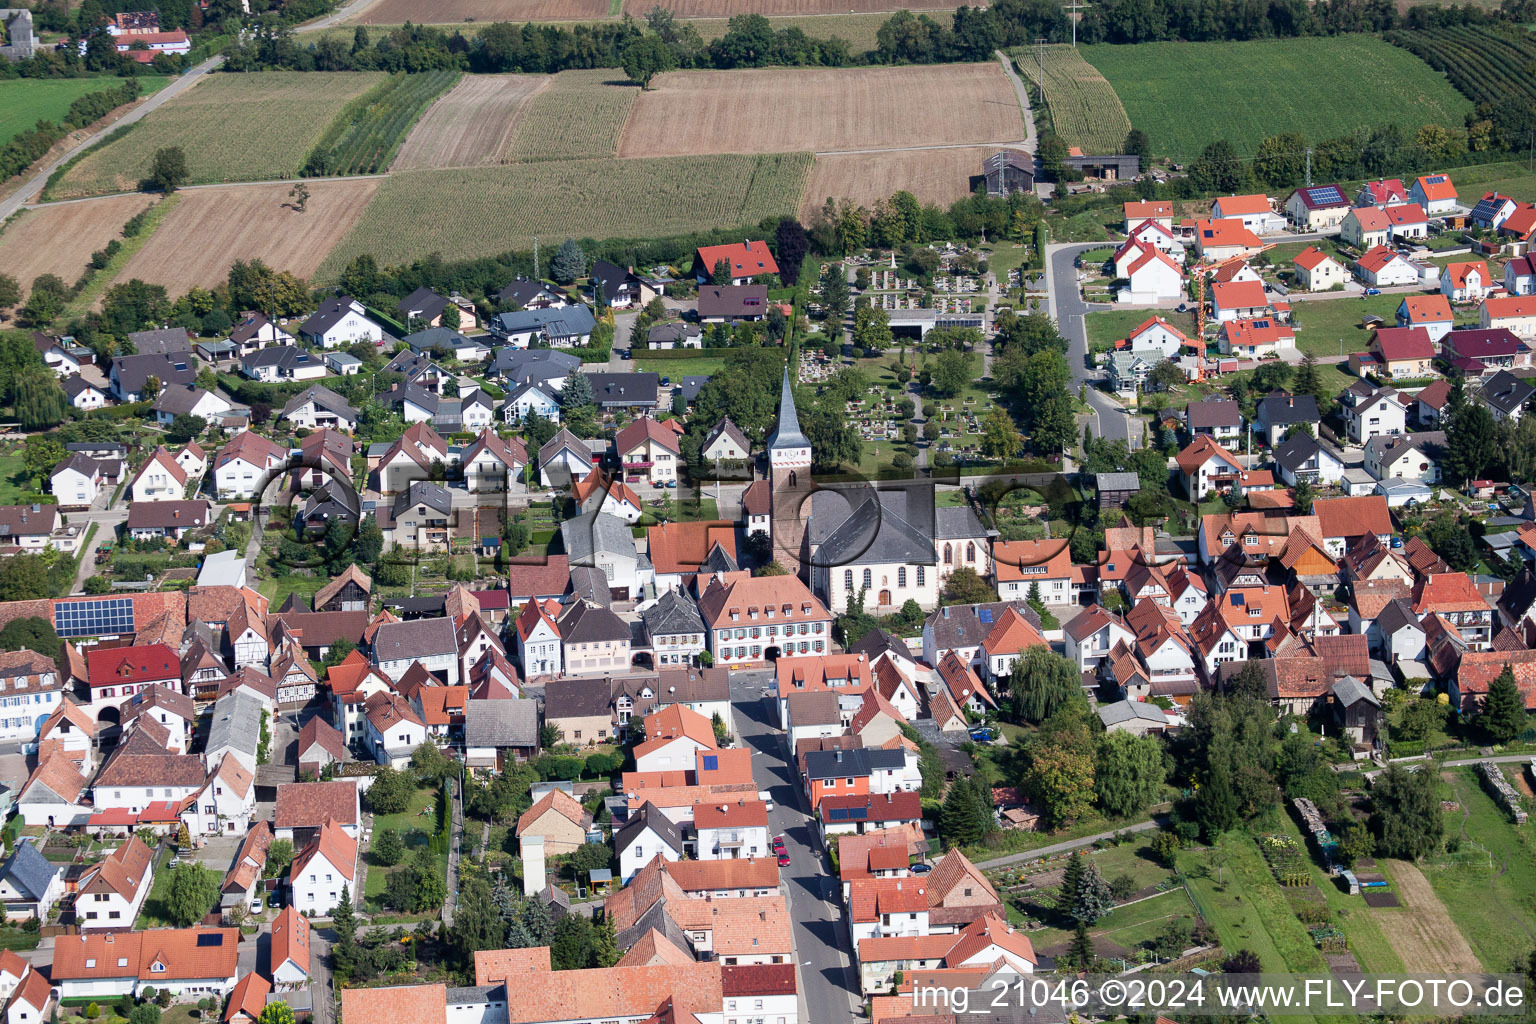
[341,985,448,1024]
[517,788,592,836]
[850,878,928,922]
[224,972,269,1022]
[1176,435,1242,475]
[1210,279,1268,311]
[1292,246,1335,271]
[1356,245,1409,275]
[692,798,768,829]
[991,539,1071,581]
[271,905,310,976]
[1412,572,1489,615]
[474,947,552,985]
[1313,495,1393,540]
[663,856,778,893]
[1484,296,1536,320]
[1445,260,1491,288]
[646,520,737,576]
[291,818,356,882]
[1416,174,1457,201]
[1401,294,1453,322]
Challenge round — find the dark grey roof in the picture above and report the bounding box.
[697,284,768,320]
[1098,700,1168,727]
[816,494,933,566]
[935,505,989,540]
[464,699,539,748]
[544,676,612,718]
[461,388,495,414]
[300,480,360,522]
[299,296,368,338]
[848,627,914,662]
[398,286,449,323]
[592,260,641,306]
[128,327,192,355]
[538,428,593,468]
[585,372,659,408]
[495,276,567,308]
[1331,676,1379,707]
[62,375,104,399]
[0,840,59,901]
[379,382,440,415]
[703,417,750,456]
[678,376,710,402]
[1479,370,1536,416]
[767,367,807,451]
[1186,397,1241,430]
[567,566,610,607]
[152,384,212,416]
[702,544,737,573]
[1364,431,1447,468]
[373,616,458,661]
[926,602,1037,651]
[491,305,596,342]
[1499,567,1536,621]
[1258,390,1319,426]
[447,987,504,1005]
[1274,432,1323,472]
[558,600,630,644]
[506,380,559,407]
[392,480,453,517]
[385,350,439,379]
[113,352,196,394]
[281,383,359,422]
[241,346,321,374]
[406,326,476,355]
[647,323,701,346]
[803,746,904,780]
[433,398,463,431]
[1375,597,1423,637]
[490,347,581,382]
[562,510,635,565]
[641,589,706,637]
[617,802,685,859]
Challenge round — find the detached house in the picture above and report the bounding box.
[615,416,681,486]
[1368,327,1436,380]
[1210,194,1282,233]
[1354,246,1419,288]
[298,296,381,349]
[1480,296,1536,340]
[75,836,153,928]
[1442,260,1493,302]
[1209,280,1269,323]
[128,448,188,504]
[1341,383,1408,444]
[1286,184,1352,231]
[1177,436,1243,500]
[280,384,359,433]
[1292,247,1345,291]
[1410,173,1458,215]
[290,818,357,916]
[488,306,596,349]
[694,240,778,285]
[213,431,286,500]
[1397,294,1454,344]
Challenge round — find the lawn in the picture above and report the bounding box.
[1084,308,1196,354]
[1012,887,1196,961]
[1289,292,1407,361]
[0,453,35,504]
[0,77,169,148]
[364,785,446,907]
[258,573,329,609]
[1418,767,1536,968]
[1083,36,1472,163]
[634,355,728,379]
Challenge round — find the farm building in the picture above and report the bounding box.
[1063,152,1138,180]
[981,151,1034,196]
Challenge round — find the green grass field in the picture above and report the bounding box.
[1289,292,1406,360]
[634,355,728,378]
[257,572,329,609]
[319,152,811,277]
[55,71,386,197]
[0,453,35,505]
[1084,308,1196,353]
[0,77,169,148]
[365,785,446,907]
[1083,36,1472,162]
[1420,768,1536,968]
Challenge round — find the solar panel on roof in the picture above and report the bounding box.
[1308,186,1344,204]
[1230,593,1246,606]
[55,597,135,638]
[196,934,223,947]
[1252,320,1270,329]
[702,755,718,770]
[978,609,994,623]
[1427,175,1446,184]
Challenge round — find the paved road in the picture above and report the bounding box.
[1046,242,1136,444]
[975,814,1167,870]
[0,55,223,221]
[728,668,861,1024]
[69,506,128,593]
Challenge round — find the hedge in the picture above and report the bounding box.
[629,347,735,360]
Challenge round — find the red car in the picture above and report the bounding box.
[777,848,791,867]
[773,835,789,866]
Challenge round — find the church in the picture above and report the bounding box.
[764,369,991,614]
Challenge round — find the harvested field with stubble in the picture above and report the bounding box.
[1372,859,1481,973]
[799,146,999,217]
[505,69,638,162]
[54,71,386,198]
[114,179,380,294]
[319,152,811,275]
[392,74,550,169]
[617,64,1024,158]
[0,193,156,298]
[355,0,609,24]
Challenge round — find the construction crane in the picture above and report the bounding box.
[1190,243,1275,379]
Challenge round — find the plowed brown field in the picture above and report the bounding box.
[0,193,157,299]
[617,64,1024,158]
[1373,860,1482,973]
[799,146,1002,218]
[392,74,551,169]
[114,179,379,295]
[355,0,609,23]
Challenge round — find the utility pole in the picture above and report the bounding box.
[533,236,540,280]
[1304,148,1312,188]
[1065,0,1086,46]
[1035,37,1045,90]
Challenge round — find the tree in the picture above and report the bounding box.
[1071,859,1115,924]
[148,146,189,193]
[1370,762,1443,859]
[774,218,809,287]
[266,839,294,877]
[851,303,892,352]
[1292,477,1315,515]
[940,566,995,605]
[257,1004,294,1024]
[129,1005,160,1024]
[288,182,310,213]
[711,258,732,286]
[591,916,619,968]
[372,828,404,866]
[1068,922,1095,968]
[410,845,446,910]
[1189,139,1250,194]
[440,303,461,331]
[0,274,20,320]
[449,873,505,970]
[166,413,205,445]
[1123,127,1151,165]
[14,372,65,431]
[1445,400,1497,484]
[1094,731,1165,817]
[1026,716,1096,827]
[1009,646,1086,724]
[940,776,993,848]
[561,371,594,409]
[551,913,596,970]
[550,238,585,285]
[1223,949,1262,974]
[1251,131,1310,188]
[19,274,69,327]
[1196,762,1240,839]
[819,263,849,319]
[620,33,675,88]
[332,884,356,944]
[931,349,971,397]
[979,407,1024,463]
[366,766,414,814]
[1147,359,1185,392]
[1483,665,1525,742]
[165,862,220,926]
[1337,821,1375,867]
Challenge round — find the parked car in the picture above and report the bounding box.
[910,863,933,874]
[1365,288,1382,296]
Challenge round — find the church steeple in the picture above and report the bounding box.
[767,367,809,454]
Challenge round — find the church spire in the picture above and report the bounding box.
[768,366,808,451]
